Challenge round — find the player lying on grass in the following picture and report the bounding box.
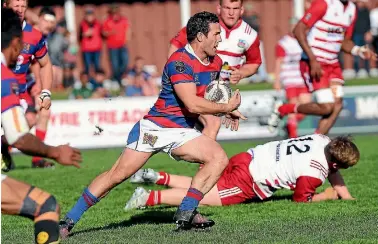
[59,12,244,237]
[1,8,82,244]
[125,134,358,209]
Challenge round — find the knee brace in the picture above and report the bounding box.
[20,186,59,220]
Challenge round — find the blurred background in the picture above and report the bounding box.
[23,0,378,149]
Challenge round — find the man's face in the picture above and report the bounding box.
[80,74,89,84]
[95,73,105,83]
[5,0,27,22]
[202,23,222,57]
[10,37,23,66]
[85,13,95,23]
[135,59,144,73]
[38,15,56,36]
[217,0,244,28]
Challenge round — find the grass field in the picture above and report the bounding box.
[2,134,378,243]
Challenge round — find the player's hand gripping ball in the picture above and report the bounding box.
[204,80,233,104]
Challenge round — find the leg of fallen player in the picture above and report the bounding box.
[170,135,228,230]
[2,176,60,244]
[59,149,152,239]
[124,185,223,211]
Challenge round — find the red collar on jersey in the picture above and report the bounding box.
[219,18,243,39]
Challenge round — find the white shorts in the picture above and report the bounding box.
[126,119,202,161]
[1,174,7,182]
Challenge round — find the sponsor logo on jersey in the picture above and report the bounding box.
[174,61,185,73]
[11,82,19,95]
[327,27,345,34]
[237,39,247,49]
[23,43,30,52]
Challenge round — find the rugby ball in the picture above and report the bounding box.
[204,80,232,104]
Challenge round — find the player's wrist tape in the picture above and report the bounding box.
[39,89,51,101]
[351,46,366,59]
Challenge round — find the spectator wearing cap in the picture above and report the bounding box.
[102,4,131,84]
[353,0,372,78]
[79,7,103,74]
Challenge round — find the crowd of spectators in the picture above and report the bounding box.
[30,1,378,100]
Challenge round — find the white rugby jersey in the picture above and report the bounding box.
[276,34,304,88]
[247,134,331,200]
[301,0,357,64]
[170,19,262,81]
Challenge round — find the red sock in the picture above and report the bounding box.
[278,104,297,117]
[32,129,47,163]
[287,117,298,138]
[156,172,170,186]
[146,190,161,206]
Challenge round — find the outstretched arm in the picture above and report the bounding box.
[328,171,354,200]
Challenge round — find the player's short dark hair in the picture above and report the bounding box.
[327,135,360,168]
[219,0,243,5]
[186,11,219,43]
[1,8,22,51]
[39,6,56,17]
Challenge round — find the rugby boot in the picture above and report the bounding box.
[59,217,75,240]
[267,100,283,133]
[124,187,150,211]
[1,146,15,172]
[130,168,159,184]
[173,208,215,231]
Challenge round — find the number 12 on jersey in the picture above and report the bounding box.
[286,137,313,155]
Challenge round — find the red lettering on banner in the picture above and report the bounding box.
[88,109,149,124]
[50,112,80,126]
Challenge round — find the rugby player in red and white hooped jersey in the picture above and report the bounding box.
[169,0,261,140]
[125,134,359,209]
[274,18,311,138]
[269,0,377,135]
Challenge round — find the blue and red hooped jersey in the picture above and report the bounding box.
[2,64,21,113]
[12,22,48,93]
[144,45,222,128]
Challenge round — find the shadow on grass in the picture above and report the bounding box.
[243,194,292,204]
[71,207,216,237]
[70,209,176,237]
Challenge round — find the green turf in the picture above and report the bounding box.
[2,135,378,243]
[52,78,377,100]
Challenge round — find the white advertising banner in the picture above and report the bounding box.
[43,91,279,149]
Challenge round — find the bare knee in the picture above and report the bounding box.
[205,148,228,170]
[318,103,334,115]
